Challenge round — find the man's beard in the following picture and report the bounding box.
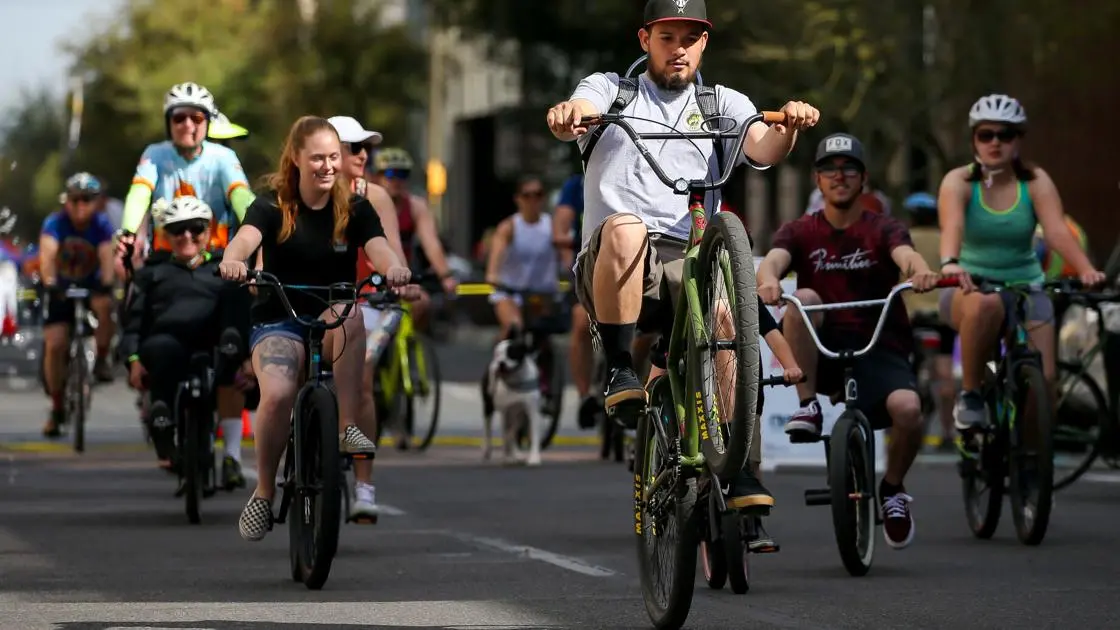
[649,64,695,92]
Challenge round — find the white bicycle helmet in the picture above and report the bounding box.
[154,196,213,229]
[968,94,1027,128]
[163,82,217,118]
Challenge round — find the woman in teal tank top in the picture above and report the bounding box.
[936,94,1103,432]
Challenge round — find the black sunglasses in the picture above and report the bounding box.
[519,188,545,199]
[348,141,374,155]
[164,220,210,237]
[975,128,1020,144]
[68,194,96,204]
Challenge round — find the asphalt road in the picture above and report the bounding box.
[2,338,1120,629]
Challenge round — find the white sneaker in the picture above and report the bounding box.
[351,482,379,524]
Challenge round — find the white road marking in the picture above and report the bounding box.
[447,531,617,577]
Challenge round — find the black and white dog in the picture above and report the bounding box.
[480,326,543,466]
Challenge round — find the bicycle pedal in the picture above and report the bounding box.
[348,513,379,525]
[736,504,772,517]
[748,540,781,554]
[786,432,823,445]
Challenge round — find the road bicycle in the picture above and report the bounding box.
[226,269,371,590]
[1048,282,1120,489]
[369,274,442,452]
[174,327,243,524]
[782,278,958,576]
[959,277,1069,545]
[579,103,785,628]
[61,286,96,453]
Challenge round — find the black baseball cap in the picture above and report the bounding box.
[814,133,866,168]
[644,0,712,29]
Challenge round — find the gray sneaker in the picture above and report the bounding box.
[953,391,987,431]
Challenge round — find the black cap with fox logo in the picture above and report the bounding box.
[643,0,712,29]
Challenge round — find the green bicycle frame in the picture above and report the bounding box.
[377,302,432,403]
[664,199,729,471]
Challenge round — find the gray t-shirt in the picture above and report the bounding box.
[570,72,767,252]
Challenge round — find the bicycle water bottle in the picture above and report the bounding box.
[366,309,404,364]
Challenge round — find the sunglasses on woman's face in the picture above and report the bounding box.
[383,169,410,180]
[975,128,1019,144]
[171,110,207,126]
[348,141,374,155]
[68,194,96,204]
[165,219,209,237]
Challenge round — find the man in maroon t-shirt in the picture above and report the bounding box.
[757,132,939,551]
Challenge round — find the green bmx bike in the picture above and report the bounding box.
[580,106,786,629]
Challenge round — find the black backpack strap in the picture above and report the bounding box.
[695,85,725,170]
[580,77,639,171]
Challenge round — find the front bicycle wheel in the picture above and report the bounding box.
[1053,361,1110,490]
[693,212,760,480]
[405,336,442,451]
[180,401,202,525]
[67,341,88,453]
[828,411,876,577]
[636,375,698,630]
[1009,363,1055,546]
[290,385,342,590]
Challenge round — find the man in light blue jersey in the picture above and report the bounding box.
[116,83,255,271]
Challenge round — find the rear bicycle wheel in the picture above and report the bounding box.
[693,212,760,480]
[828,411,876,577]
[405,336,441,451]
[1009,363,1055,546]
[67,340,88,453]
[290,386,343,589]
[721,511,749,594]
[636,375,698,630]
[181,403,202,525]
[1053,361,1109,490]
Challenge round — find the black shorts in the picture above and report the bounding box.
[816,348,917,430]
[43,286,109,326]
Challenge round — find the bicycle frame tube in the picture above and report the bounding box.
[668,196,711,469]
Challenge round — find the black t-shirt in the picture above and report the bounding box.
[244,192,385,325]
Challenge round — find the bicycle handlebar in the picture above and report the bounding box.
[364,271,440,307]
[778,277,960,360]
[214,268,369,330]
[759,373,807,388]
[577,110,787,195]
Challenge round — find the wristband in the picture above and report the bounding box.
[939,257,959,268]
[127,354,140,365]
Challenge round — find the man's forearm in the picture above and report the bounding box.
[748,127,798,166]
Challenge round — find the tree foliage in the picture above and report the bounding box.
[0,0,427,226]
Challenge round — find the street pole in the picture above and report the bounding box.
[61,74,84,180]
[425,22,446,230]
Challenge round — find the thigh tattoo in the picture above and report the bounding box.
[257,336,301,379]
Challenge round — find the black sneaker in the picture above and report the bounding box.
[577,395,601,430]
[605,367,645,430]
[148,401,176,463]
[93,357,114,383]
[726,468,776,513]
[221,456,246,491]
[42,408,64,438]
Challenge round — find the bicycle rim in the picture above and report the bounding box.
[1053,362,1109,490]
[693,212,759,480]
[635,377,698,630]
[1009,363,1054,545]
[406,337,441,451]
[960,369,1005,538]
[295,386,342,589]
[828,413,875,576]
[699,536,727,590]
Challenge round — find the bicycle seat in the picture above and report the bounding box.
[189,351,212,375]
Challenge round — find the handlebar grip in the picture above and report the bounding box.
[760,373,806,387]
[761,111,787,124]
[935,277,961,288]
[578,115,602,126]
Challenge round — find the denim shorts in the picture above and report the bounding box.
[939,286,1055,328]
[249,320,304,351]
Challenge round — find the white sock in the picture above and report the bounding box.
[221,418,243,462]
[355,481,376,504]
